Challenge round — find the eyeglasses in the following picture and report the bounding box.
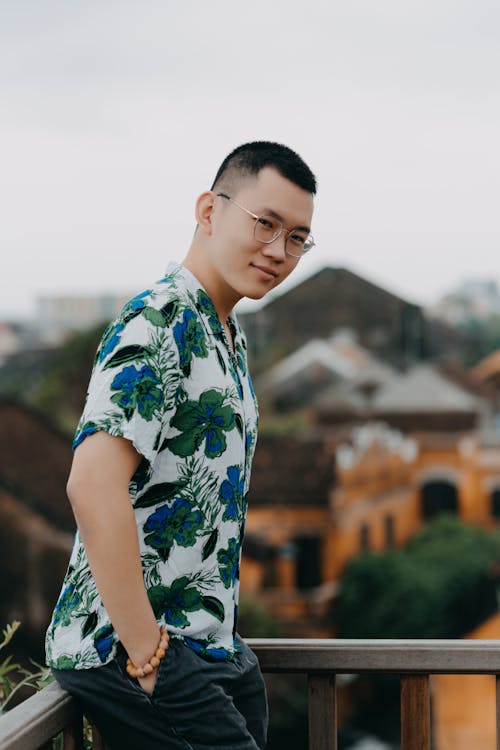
[216,192,315,258]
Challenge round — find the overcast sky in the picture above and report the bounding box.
[1,0,499,319]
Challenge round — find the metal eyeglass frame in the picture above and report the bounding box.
[216,192,314,258]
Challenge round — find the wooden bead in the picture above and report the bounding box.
[125,628,169,679]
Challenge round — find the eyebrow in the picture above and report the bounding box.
[258,206,311,233]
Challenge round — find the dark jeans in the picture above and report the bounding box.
[52,634,268,750]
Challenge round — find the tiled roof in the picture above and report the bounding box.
[247,432,336,507]
[372,365,482,414]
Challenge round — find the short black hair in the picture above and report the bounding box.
[210,141,317,196]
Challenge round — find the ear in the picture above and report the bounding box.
[195,191,216,235]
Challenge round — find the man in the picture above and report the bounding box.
[46,141,316,749]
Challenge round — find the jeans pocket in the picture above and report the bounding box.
[150,637,179,702]
[114,638,176,702]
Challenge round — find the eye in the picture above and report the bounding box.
[288,232,307,246]
[257,217,276,231]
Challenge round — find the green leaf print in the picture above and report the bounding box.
[160,300,179,324]
[142,307,170,327]
[81,612,98,639]
[103,344,152,370]
[235,413,244,437]
[201,596,225,623]
[51,654,78,670]
[134,480,189,509]
[215,348,227,374]
[202,529,218,561]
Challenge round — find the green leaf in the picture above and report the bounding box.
[167,429,204,458]
[215,348,227,374]
[81,612,98,639]
[156,543,173,563]
[52,655,78,670]
[235,413,244,437]
[103,345,151,370]
[134,481,188,509]
[201,596,225,623]
[122,307,144,325]
[160,300,179,325]
[147,585,170,617]
[142,307,169,327]
[202,529,218,561]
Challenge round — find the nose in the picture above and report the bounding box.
[261,231,287,261]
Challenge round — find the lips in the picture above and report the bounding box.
[251,263,278,279]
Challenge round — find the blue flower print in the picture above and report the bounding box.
[196,290,224,341]
[220,466,244,521]
[53,583,81,627]
[122,290,150,318]
[94,624,114,663]
[173,309,208,376]
[217,538,240,589]
[111,364,163,421]
[72,421,98,450]
[182,636,231,661]
[96,322,125,364]
[143,498,203,561]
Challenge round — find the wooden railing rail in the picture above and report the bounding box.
[3,638,500,750]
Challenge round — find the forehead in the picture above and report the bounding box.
[234,167,314,228]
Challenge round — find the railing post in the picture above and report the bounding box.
[308,674,337,750]
[91,722,107,750]
[401,675,430,750]
[496,675,500,750]
[62,714,84,750]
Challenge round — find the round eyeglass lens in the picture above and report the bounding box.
[253,215,282,244]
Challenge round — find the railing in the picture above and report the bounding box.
[3,638,500,750]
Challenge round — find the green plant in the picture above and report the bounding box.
[0,621,53,715]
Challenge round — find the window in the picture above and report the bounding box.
[385,514,395,549]
[294,535,322,589]
[360,523,370,552]
[421,481,458,520]
[491,489,500,519]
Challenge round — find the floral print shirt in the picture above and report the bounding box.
[45,263,258,670]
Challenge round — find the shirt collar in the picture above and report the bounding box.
[164,262,242,347]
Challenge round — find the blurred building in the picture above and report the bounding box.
[35,292,132,344]
[239,266,477,372]
[0,400,73,653]
[429,279,500,326]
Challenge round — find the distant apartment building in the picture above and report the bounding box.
[36,292,132,344]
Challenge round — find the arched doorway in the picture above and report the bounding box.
[421,480,458,520]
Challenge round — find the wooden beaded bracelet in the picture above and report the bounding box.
[125,627,170,679]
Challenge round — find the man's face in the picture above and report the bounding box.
[207,167,314,303]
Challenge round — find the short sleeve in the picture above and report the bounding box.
[72,306,179,466]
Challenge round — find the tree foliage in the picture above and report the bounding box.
[30,323,105,433]
[334,516,500,639]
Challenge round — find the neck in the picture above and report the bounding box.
[181,249,240,323]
